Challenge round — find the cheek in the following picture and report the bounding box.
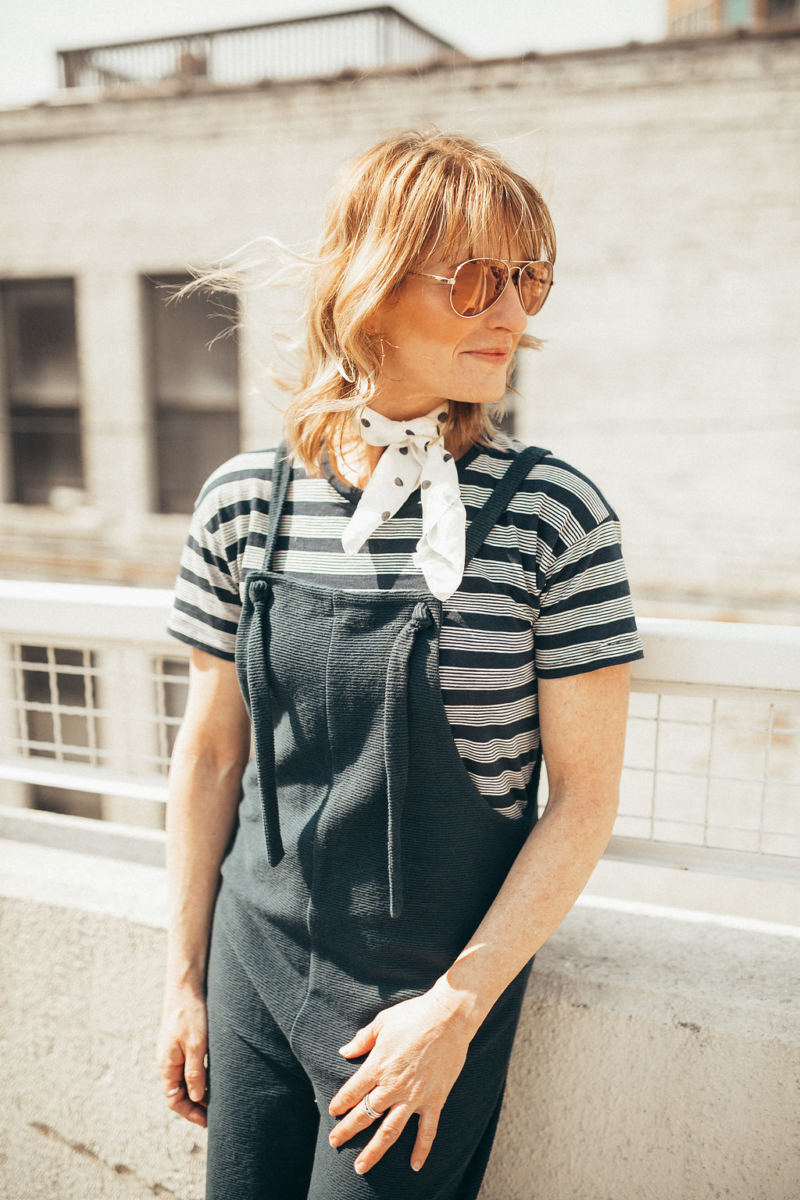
[380,289,466,364]
[410,306,466,359]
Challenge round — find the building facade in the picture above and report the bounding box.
[1,27,798,621]
[668,0,800,36]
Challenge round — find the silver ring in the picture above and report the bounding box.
[361,1091,381,1121]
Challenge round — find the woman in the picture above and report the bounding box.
[158,129,644,1200]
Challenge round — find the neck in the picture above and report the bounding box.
[330,401,471,490]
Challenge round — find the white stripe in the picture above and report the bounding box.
[444,696,538,725]
[439,626,533,653]
[464,761,535,795]
[439,661,535,689]
[455,728,539,761]
[533,462,610,523]
[538,596,640,637]
[545,519,623,574]
[444,592,532,621]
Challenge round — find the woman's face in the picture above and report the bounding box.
[368,239,532,421]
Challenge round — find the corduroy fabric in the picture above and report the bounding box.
[206,441,549,1199]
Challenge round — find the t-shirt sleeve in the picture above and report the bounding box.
[166,480,244,662]
[533,510,645,680]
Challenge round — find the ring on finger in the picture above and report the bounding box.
[361,1091,381,1121]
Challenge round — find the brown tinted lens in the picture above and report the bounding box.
[451,260,508,317]
[518,262,553,315]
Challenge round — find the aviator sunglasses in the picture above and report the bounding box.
[411,257,554,319]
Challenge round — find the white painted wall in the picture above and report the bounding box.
[0,33,798,619]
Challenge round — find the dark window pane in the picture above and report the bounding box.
[147,276,238,409]
[767,0,799,18]
[2,279,83,503]
[145,274,240,514]
[31,786,102,820]
[10,405,83,504]
[155,407,239,513]
[3,280,79,405]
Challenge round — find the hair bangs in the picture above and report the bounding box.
[423,170,554,268]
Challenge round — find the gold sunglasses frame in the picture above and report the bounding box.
[411,258,555,319]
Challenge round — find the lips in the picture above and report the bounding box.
[466,348,511,362]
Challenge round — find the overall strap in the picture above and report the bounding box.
[261,441,293,572]
[464,445,551,567]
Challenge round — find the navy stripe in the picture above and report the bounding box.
[168,441,644,810]
[166,627,236,663]
[171,596,240,639]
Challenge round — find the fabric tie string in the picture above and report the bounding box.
[340,404,466,601]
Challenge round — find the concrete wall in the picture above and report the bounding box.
[0,31,798,620]
[2,836,798,1200]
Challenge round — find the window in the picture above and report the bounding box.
[725,0,754,25]
[1,279,83,505]
[766,0,800,21]
[145,274,240,513]
[15,643,101,819]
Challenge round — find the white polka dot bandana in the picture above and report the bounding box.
[340,403,467,601]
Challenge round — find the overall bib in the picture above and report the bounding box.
[205,440,551,1200]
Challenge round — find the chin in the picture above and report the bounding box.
[453,386,507,407]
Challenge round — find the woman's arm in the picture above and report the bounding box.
[156,647,251,1127]
[429,660,631,1030]
[328,661,631,1173]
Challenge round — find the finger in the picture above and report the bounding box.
[338,1018,379,1059]
[163,1078,208,1128]
[168,1094,208,1129]
[160,1063,187,1091]
[183,1041,208,1104]
[328,1090,389,1148]
[353,1104,413,1175]
[329,1064,379,1117]
[410,1109,440,1172]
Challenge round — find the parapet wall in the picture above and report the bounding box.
[2,837,797,1199]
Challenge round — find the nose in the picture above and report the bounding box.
[486,273,529,333]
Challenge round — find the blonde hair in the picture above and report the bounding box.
[182,129,556,476]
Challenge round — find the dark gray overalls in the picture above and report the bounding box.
[205,440,550,1200]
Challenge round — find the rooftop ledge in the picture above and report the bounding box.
[2,835,798,1200]
[1,25,796,116]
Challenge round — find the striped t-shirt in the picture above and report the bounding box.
[167,437,644,818]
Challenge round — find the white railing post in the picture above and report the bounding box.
[0,637,29,808]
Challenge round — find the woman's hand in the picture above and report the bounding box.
[156,984,209,1128]
[327,986,476,1175]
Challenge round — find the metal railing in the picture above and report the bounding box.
[0,580,798,881]
[56,8,461,94]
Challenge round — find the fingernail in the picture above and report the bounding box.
[354,1162,366,1174]
[412,1161,422,1172]
[166,1086,181,1097]
[338,1044,349,1055]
